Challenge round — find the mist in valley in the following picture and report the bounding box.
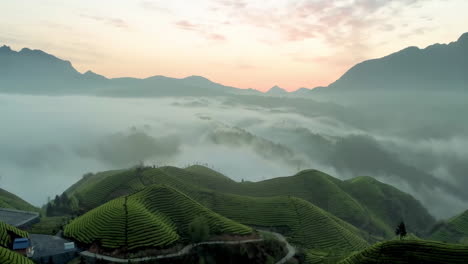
[1,92,467,220]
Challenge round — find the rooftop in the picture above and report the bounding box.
[13,238,30,250]
[0,208,39,227]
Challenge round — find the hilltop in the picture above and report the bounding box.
[64,166,433,239]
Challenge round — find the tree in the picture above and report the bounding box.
[189,216,210,243]
[395,221,407,240]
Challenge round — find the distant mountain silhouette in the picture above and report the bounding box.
[322,32,468,92]
[291,87,313,95]
[0,46,84,93]
[1,32,467,97]
[265,85,288,96]
[0,46,238,97]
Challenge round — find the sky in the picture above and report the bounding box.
[0,0,467,91]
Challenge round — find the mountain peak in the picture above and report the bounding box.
[457,32,468,44]
[266,85,288,94]
[83,70,107,80]
[0,45,12,53]
[183,75,210,81]
[292,87,312,94]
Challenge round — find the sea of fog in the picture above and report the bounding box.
[0,94,467,219]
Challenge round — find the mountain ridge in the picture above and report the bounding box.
[1,32,466,96]
[321,32,468,93]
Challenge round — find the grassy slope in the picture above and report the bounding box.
[65,167,368,252]
[339,240,468,264]
[431,210,468,244]
[210,193,369,251]
[0,188,37,212]
[0,247,34,264]
[341,176,435,236]
[162,166,434,237]
[0,221,32,264]
[64,185,251,250]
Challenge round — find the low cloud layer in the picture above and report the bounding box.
[0,94,467,220]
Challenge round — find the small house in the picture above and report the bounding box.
[13,238,34,257]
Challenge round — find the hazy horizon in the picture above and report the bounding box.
[1,0,467,91]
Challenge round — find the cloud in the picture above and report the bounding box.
[209,33,226,41]
[174,20,198,31]
[174,20,227,42]
[80,14,129,29]
[139,0,171,12]
[210,0,432,60]
[76,129,181,167]
[215,0,247,9]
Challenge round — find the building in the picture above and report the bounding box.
[30,234,79,264]
[13,238,34,257]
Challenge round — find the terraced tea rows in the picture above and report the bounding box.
[64,167,371,252]
[149,167,434,238]
[204,192,368,251]
[431,210,468,244]
[66,166,432,239]
[64,185,251,251]
[339,240,468,264]
[0,247,34,264]
[0,221,28,248]
[131,185,252,237]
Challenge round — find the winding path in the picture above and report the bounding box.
[81,231,296,264]
[265,231,296,264]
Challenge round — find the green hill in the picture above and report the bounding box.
[338,240,468,264]
[341,176,435,236]
[154,167,433,237]
[203,192,368,251]
[64,167,369,252]
[431,210,468,244]
[64,166,433,239]
[64,185,251,250]
[0,247,34,264]
[0,188,37,212]
[161,167,433,238]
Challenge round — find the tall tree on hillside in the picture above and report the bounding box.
[395,221,407,240]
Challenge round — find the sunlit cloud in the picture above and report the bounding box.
[174,20,227,41]
[80,14,129,29]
